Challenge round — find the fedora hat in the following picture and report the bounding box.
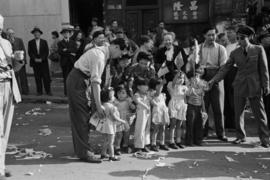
[31,26,43,34]
[60,27,71,34]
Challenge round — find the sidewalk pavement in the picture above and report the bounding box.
[22,75,68,103]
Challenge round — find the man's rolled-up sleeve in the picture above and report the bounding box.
[89,51,105,84]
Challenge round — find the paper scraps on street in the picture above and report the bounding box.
[7,145,53,160]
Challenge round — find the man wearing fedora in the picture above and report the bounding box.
[210,25,270,148]
[28,26,51,96]
[58,27,77,96]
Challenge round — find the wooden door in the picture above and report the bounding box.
[126,9,158,42]
[126,11,140,41]
[142,9,158,34]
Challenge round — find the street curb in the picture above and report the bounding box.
[21,95,68,104]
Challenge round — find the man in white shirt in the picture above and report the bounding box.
[67,38,128,163]
[199,26,228,142]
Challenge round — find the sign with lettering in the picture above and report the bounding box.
[163,0,209,23]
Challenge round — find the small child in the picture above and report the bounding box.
[149,78,170,151]
[167,71,188,149]
[94,87,128,161]
[111,54,132,89]
[133,78,151,152]
[114,84,135,154]
[186,65,209,146]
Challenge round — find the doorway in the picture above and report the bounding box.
[69,0,103,35]
[126,9,158,42]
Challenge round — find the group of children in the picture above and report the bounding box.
[89,51,210,161]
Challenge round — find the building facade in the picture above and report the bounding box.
[0,0,268,72]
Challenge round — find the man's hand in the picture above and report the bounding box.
[96,105,106,119]
[208,80,215,89]
[263,86,270,96]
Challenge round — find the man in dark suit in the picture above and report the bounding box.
[210,26,270,148]
[58,27,77,95]
[6,28,29,95]
[28,27,51,96]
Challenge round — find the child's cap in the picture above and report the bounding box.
[134,77,149,87]
[115,84,127,94]
[148,78,164,90]
[101,87,114,103]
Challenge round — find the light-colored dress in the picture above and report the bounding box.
[151,93,170,125]
[167,82,188,120]
[134,93,151,148]
[96,102,119,135]
[114,98,133,132]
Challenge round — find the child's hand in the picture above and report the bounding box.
[124,122,130,130]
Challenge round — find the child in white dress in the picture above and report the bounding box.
[95,87,128,161]
[167,71,188,149]
[133,78,151,152]
[149,78,170,152]
[114,84,135,154]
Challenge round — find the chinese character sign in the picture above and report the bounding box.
[164,0,209,23]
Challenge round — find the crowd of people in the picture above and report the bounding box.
[55,17,269,163]
[0,13,270,179]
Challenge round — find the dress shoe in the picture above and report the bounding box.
[232,138,246,144]
[218,136,228,142]
[142,146,150,152]
[122,146,132,154]
[261,143,270,148]
[100,154,109,160]
[168,143,178,149]
[109,156,121,161]
[115,149,121,155]
[176,143,185,149]
[150,145,159,152]
[159,144,169,151]
[4,169,11,177]
[82,156,102,163]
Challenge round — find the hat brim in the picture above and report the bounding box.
[60,29,71,34]
[31,29,43,34]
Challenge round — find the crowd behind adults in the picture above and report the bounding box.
[1,6,270,172]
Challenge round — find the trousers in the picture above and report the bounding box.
[0,81,14,175]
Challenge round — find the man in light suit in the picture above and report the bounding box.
[28,27,51,96]
[210,26,270,148]
[6,28,29,95]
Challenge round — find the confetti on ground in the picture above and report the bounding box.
[155,162,167,167]
[25,108,46,116]
[225,155,237,162]
[25,172,34,176]
[8,146,53,160]
[38,128,52,136]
